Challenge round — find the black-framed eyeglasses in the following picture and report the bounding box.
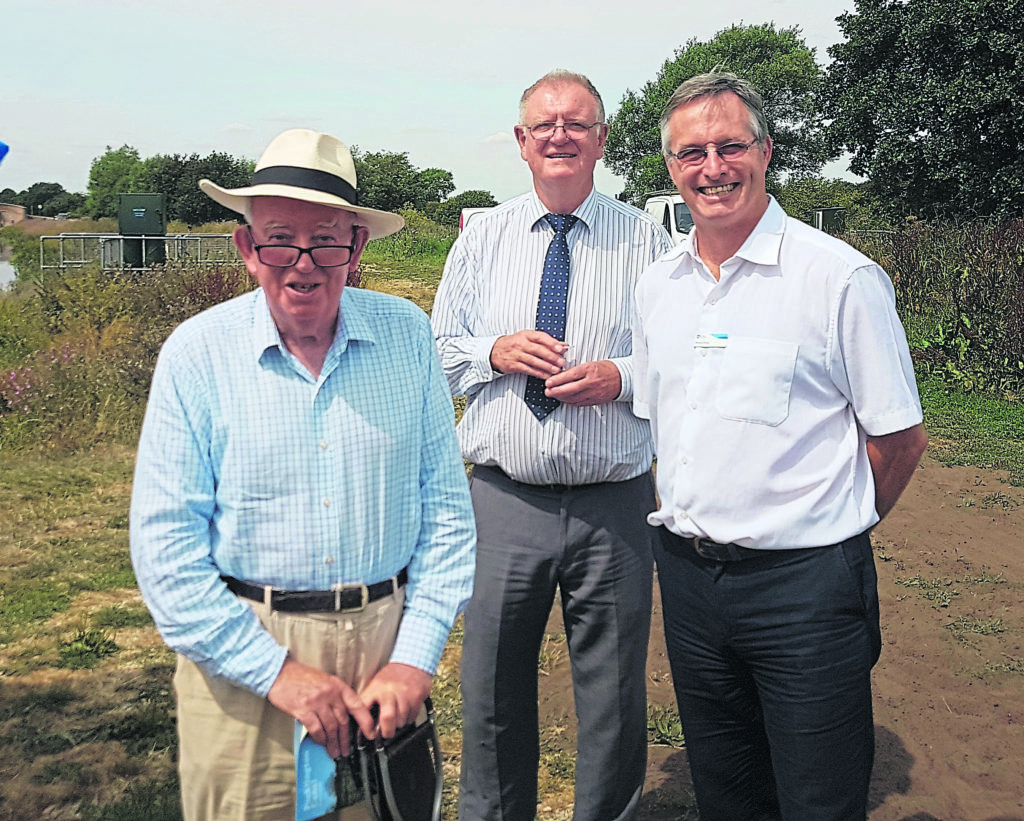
[523,121,603,140]
[247,227,355,268]
[666,140,760,166]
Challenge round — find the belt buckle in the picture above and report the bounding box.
[333,583,369,613]
[692,536,712,559]
[693,535,736,561]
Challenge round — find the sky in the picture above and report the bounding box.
[2,0,858,204]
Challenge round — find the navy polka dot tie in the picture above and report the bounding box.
[524,213,577,420]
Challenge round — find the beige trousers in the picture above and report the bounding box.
[175,588,405,821]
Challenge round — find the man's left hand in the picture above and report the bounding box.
[544,360,621,406]
[359,663,433,740]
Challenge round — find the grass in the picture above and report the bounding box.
[918,373,1024,485]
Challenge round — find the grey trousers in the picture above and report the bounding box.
[459,466,655,821]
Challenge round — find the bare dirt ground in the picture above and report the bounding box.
[539,455,1024,821]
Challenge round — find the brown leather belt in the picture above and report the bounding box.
[222,567,408,613]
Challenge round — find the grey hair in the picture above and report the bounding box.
[519,70,606,125]
[659,71,769,155]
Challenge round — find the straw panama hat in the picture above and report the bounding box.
[199,129,405,239]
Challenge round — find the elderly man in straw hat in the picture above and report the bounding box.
[130,128,475,820]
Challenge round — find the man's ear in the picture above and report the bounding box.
[347,224,371,271]
[514,125,528,157]
[233,224,259,275]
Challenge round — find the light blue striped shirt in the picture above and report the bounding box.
[130,287,475,696]
[432,188,671,485]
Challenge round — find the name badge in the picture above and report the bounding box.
[694,333,729,349]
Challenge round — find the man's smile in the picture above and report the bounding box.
[699,182,739,196]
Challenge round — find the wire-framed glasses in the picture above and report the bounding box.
[666,140,759,166]
[523,121,603,140]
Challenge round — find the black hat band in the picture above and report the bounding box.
[250,165,359,205]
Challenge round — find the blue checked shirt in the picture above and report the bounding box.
[130,287,475,696]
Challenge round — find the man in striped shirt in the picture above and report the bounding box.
[431,70,671,821]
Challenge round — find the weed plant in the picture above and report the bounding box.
[0,262,253,451]
[848,218,1024,398]
[362,209,455,269]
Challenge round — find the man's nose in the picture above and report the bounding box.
[549,124,572,144]
[702,147,727,175]
[293,248,318,271]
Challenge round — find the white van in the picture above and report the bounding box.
[643,190,692,245]
[459,207,492,232]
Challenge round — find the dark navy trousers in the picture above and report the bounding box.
[654,529,881,821]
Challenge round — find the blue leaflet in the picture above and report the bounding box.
[294,721,337,821]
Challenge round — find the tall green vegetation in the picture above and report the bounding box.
[821,0,1024,219]
[430,190,499,229]
[0,263,254,451]
[848,218,1024,398]
[0,182,85,217]
[605,23,828,204]
[0,211,456,452]
[350,148,456,213]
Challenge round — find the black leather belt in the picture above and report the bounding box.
[666,531,765,562]
[222,568,408,613]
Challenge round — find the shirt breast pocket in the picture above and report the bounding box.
[714,337,798,426]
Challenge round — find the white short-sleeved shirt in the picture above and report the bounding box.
[633,198,923,549]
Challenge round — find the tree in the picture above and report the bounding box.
[139,152,254,226]
[413,168,456,210]
[83,146,145,219]
[174,152,253,225]
[351,149,458,213]
[820,0,1024,219]
[432,189,499,228]
[41,190,85,217]
[20,182,66,216]
[605,24,829,204]
[774,176,886,231]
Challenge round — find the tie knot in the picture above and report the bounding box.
[545,213,577,235]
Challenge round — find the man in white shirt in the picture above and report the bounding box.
[432,69,671,821]
[632,71,929,821]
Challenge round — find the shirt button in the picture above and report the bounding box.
[689,401,698,410]
[319,440,328,450]
[324,556,334,565]
[322,498,331,508]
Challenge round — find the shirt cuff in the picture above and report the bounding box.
[609,356,632,401]
[389,611,450,676]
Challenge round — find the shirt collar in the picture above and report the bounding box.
[666,195,786,279]
[251,287,379,367]
[527,187,597,233]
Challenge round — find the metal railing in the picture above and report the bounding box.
[40,233,241,270]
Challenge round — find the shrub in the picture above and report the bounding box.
[849,218,1024,398]
[362,209,455,263]
[0,261,254,451]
